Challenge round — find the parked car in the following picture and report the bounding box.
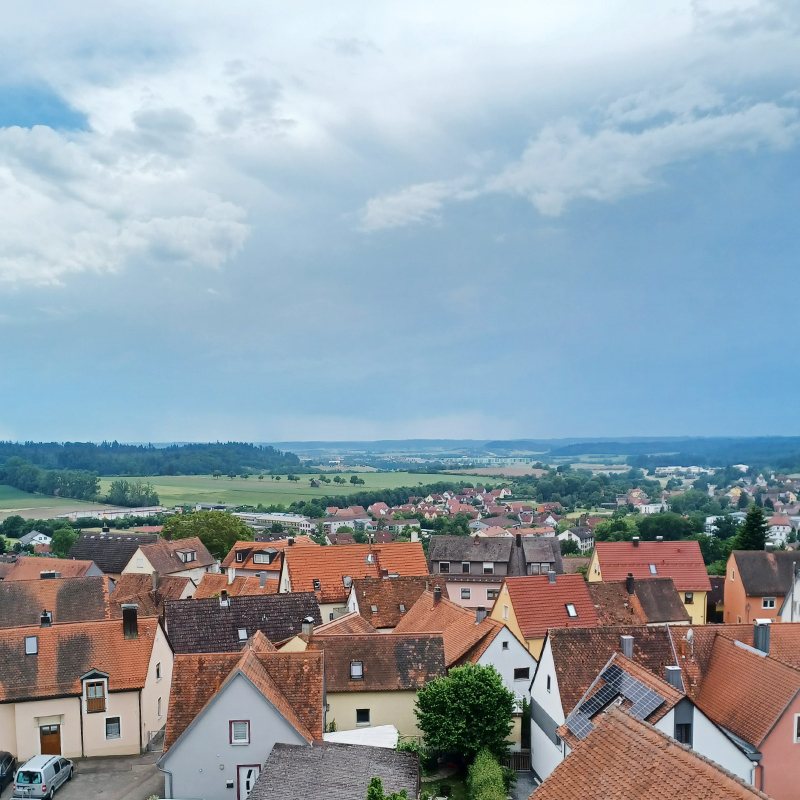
[0,752,17,791]
[12,755,73,799]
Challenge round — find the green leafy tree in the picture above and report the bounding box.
[258,474,264,481]
[228,471,236,480]
[637,512,698,541]
[51,527,79,558]
[560,538,580,556]
[738,492,749,509]
[0,536,5,555]
[365,777,408,800]
[593,516,638,542]
[213,470,222,479]
[735,505,767,551]
[415,663,514,760]
[713,515,740,540]
[161,511,253,558]
[270,522,284,534]
[334,476,342,484]
[764,497,775,510]
[350,474,360,485]
[0,515,26,539]
[275,475,282,481]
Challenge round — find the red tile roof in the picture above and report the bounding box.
[351,576,431,629]
[0,575,113,627]
[504,574,599,639]
[594,541,711,591]
[4,556,99,581]
[194,573,280,598]
[314,611,378,636]
[220,537,318,570]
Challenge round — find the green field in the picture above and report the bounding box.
[0,485,105,519]
[98,472,457,508]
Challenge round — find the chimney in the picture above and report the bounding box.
[302,616,314,637]
[411,530,419,543]
[620,634,634,659]
[220,589,230,608]
[288,537,295,546]
[152,569,159,594]
[656,536,663,542]
[259,572,267,588]
[473,535,480,545]
[163,527,172,541]
[102,525,110,534]
[516,533,522,548]
[433,586,442,605]
[625,573,635,595]
[754,621,771,654]
[665,666,683,691]
[380,568,389,579]
[632,537,640,547]
[765,542,775,554]
[547,570,556,584]
[40,610,52,628]
[476,606,487,624]
[122,604,139,639]
[228,569,235,585]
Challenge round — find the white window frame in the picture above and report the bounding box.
[503,604,509,621]
[158,697,162,718]
[230,720,250,745]
[649,564,657,575]
[565,603,578,618]
[462,561,470,574]
[731,569,735,581]
[763,597,776,609]
[238,628,248,642]
[350,661,364,680]
[25,636,38,655]
[253,553,269,564]
[483,562,494,575]
[83,676,109,713]
[136,558,144,569]
[439,561,450,574]
[461,587,471,600]
[105,716,121,740]
[156,662,162,681]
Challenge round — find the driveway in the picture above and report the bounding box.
[510,770,539,800]
[1,753,163,800]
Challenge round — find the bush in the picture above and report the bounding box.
[467,750,506,800]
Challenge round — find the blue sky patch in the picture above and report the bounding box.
[0,84,88,130]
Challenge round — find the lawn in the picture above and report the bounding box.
[97,471,458,508]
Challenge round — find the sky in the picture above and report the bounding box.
[1,0,799,443]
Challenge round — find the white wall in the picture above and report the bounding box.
[477,626,536,703]
[530,637,566,781]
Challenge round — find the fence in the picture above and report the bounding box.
[499,750,531,771]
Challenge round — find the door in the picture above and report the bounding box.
[237,765,260,800]
[40,725,61,755]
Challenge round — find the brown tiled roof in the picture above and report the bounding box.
[306,633,445,692]
[548,626,677,716]
[587,578,690,626]
[3,556,99,581]
[351,575,431,629]
[220,536,318,570]
[67,533,159,574]
[138,536,215,574]
[164,593,322,653]
[0,576,112,628]
[314,612,377,635]
[0,562,14,580]
[110,573,192,617]
[163,645,324,752]
[393,590,502,667]
[0,617,160,702]
[504,574,599,639]
[708,576,725,605]
[594,541,711,591]
[428,535,514,563]
[285,543,428,603]
[535,706,771,800]
[194,573,279,598]
[732,550,796,597]
[693,634,800,747]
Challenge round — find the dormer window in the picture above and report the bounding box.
[40,610,53,628]
[236,552,245,562]
[439,562,450,574]
[86,681,106,713]
[25,636,38,655]
[565,603,578,618]
[313,579,322,591]
[253,553,269,564]
[649,564,657,575]
[350,661,363,680]
[178,550,196,563]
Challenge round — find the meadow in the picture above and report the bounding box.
[0,484,106,521]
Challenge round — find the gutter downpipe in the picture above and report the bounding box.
[792,562,796,623]
[157,763,174,799]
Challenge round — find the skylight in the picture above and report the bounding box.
[566,603,578,618]
[649,564,657,575]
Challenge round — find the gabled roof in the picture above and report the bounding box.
[193,573,279,598]
[284,543,428,603]
[0,575,113,628]
[67,533,159,573]
[594,541,711,591]
[521,537,563,572]
[535,706,770,800]
[137,536,215,574]
[110,573,192,617]
[163,641,324,753]
[428,535,513,563]
[547,626,678,716]
[3,556,100,581]
[693,634,800,748]
[504,574,598,640]
[164,593,322,653]
[0,617,161,702]
[306,633,446,692]
[249,742,420,800]
[393,590,503,667]
[351,575,431,629]
[314,611,377,636]
[732,550,796,597]
[587,578,690,626]
[220,537,318,570]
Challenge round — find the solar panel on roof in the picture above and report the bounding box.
[577,665,666,724]
[566,711,595,740]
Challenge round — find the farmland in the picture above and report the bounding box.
[0,485,108,522]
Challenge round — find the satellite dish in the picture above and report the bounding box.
[686,628,694,644]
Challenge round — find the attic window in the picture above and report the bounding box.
[399,604,406,613]
[25,636,38,655]
[238,628,248,642]
[178,550,196,563]
[565,604,578,618]
[371,605,378,614]
[236,552,245,562]
[649,564,657,575]
[312,579,322,591]
[483,562,494,575]
[462,562,470,574]
[350,661,364,680]
[439,562,450,574]
[253,554,269,564]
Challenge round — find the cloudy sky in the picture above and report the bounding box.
[1,0,799,443]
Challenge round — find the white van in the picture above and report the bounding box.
[12,755,73,799]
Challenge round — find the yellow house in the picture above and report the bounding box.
[0,613,173,760]
[589,540,709,625]
[489,574,600,660]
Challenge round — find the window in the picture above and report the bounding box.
[794,714,800,743]
[313,579,322,591]
[356,709,370,726]
[763,597,776,609]
[649,564,657,575]
[530,564,540,575]
[156,662,162,681]
[674,723,692,746]
[86,681,106,713]
[730,569,735,581]
[136,558,143,569]
[565,603,578,618]
[158,697,162,718]
[514,668,530,681]
[539,563,550,573]
[350,661,364,680]
[684,592,694,604]
[238,628,248,642]
[487,588,499,600]
[253,553,268,563]
[440,562,450,574]
[483,562,494,575]
[461,587,471,600]
[371,605,378,614]
[179,551,196,563]
[503,605,509,621]
[547,675,551,693]
[399,604,406,613]
[106,717,121,740]
[502,641,509,650]
[25,636,38,655]
[236,552,245,563]
[462,561,470,574]
[230,720,250,744]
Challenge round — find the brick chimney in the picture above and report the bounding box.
[433,586,442,605]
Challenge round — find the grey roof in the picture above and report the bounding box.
[249,742,419,800]
[568,527,594,541]
[733,550,797,597]
[428,535,513,563]
[164,593,322,653]
[67,533,159,574]
[633,577,691,623]
[19,530,49,546]
[522,537,563,573]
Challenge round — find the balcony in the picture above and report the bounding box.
[87,696,106,713]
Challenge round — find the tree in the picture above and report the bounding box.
[560,538,580,556]
[334,476,342,484]
[161,511,253,558]
[764,497,775,510]
[0,515,26,539]
[738,492,749,509]
[365,777,408,800]
[270,522,284,534]
[415,663,514,760]
[51,527,79,558]
[350,475,360,485]
[213,470,222,479]
[258,474,264,481]
[735,505,767,551]
[713,515,740,540]
[228,471,236,480]
[275,475,282,481]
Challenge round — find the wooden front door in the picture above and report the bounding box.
[40,725,61,755]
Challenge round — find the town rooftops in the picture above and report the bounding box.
[194,572,279,598]
[535,706,770,800]
[587,578,691,626]
[220,536,318,571]
[0,616,161,702]
[306,632,446,692]
[428,535,515,563]
[248,741,420,800]
[284,542,428,603]
[593,540,711,591]
[768,514,792,527]
[313,611,377,636]
[504,574,598,640]
[163,633,324,753]
[351,575,431,629]
[731,550,798,597]
[3,556,102,581]
[67,532,159,574]
[164,593,322,653]
[137,536,215,574]
[110,573,192,617]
